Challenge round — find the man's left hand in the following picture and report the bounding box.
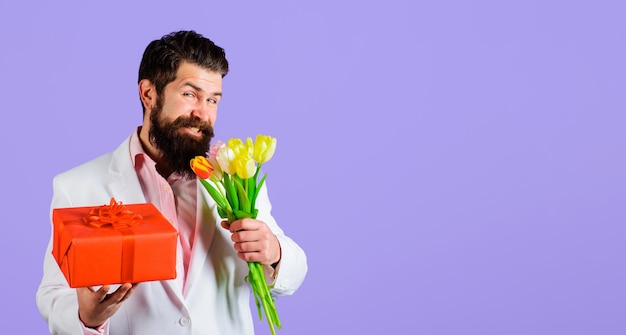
[221,218,281,266]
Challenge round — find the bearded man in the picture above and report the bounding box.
[36,30,307,335]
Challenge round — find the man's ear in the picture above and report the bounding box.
[138,79,156,111]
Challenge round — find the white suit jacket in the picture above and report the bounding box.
[36,134,308,335]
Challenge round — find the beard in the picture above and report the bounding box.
[149,97,214,180]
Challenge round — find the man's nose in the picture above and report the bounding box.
[191,102,216,124]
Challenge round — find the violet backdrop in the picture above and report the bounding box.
[1,0,625,334]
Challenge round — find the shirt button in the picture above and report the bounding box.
[179,316,191,327]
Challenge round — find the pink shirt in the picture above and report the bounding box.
[129,128,197,290]
[82,128,197,334]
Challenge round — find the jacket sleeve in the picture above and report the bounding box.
[36,174,87,335]
[253,183,308,296]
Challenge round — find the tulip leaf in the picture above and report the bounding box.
[234,210,254,219]
[235,179,251,213]
[199,179,228,209]
[227,211,236,224]
[217,206,227,219]
[223,174,239,211]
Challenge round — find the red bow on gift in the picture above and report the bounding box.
[83,198,143,229]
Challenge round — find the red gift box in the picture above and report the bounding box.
[52,198,178,288]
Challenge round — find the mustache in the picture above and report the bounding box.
[170,116,213,135]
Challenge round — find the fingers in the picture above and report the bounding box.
[77,286,108,303]
[77,283,138,328]
[94,285,111,302]
[220,220,229,230]
[222,219,280,264]
[233,232,280,264]
[123,284,138,302]
[229,220,272,244]
[226,218,264,233]
[106,283,136,303]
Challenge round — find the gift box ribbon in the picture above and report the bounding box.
[81,198,143,283]
[83,198,143,229]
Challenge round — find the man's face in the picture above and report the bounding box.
[148,62,223,178]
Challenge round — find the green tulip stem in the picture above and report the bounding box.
[254,163,262,182]
[248,261,280,335]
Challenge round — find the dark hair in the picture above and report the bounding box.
[138,30,229,113]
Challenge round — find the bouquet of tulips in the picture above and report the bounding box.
[190,134,280,335]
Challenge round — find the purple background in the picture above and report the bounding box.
[1,1,625,334]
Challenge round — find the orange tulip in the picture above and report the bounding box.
[190,156,214,179]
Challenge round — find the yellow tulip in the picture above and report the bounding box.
[233,153,256,179]
[227,138,248,157]
[253,134,276,164]
[189,156,213,179]
[246,137,254,156]
[226,138,256,178]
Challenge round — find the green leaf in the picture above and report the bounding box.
[217,206,227,219]
[234,210,254,219]
[235,178,251,213]
[223,174,239,211]
[199,179,228,209]
[227,211,237,224]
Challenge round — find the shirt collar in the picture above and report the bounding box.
[129,126,151,168]
[129,127,186,182]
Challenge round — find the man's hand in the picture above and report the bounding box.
[221,219,281,266]
[77,283,137,329]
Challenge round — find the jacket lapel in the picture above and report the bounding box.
[105,136,146,204]
[183,182,217,295]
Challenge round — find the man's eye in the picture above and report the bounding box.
[184,92,195,98]
[208,98,217,104]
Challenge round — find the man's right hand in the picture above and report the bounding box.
[77,283,137,328]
